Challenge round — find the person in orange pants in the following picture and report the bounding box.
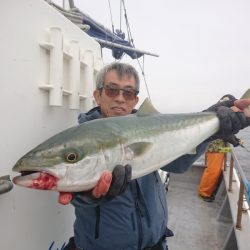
[198,139,226,202]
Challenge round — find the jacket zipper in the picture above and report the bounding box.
[131,181,143,250]
[95,206,100,239]
[135,199,143,249]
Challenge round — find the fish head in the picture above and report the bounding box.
[12,125,105,192]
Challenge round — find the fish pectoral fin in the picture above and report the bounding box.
[125,142,153,159]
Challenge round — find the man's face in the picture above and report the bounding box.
[93,70,139,117]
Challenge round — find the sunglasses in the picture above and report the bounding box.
[100,84,139,101]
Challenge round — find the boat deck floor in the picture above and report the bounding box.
[166,165,233,250]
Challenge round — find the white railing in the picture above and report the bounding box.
[226,150,250,229]
[223,149,250,250]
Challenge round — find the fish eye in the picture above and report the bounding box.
[65,152,78,163]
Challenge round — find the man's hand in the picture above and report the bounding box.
[216,106,250,133]
[106,164,132,199]
[92,164,132,199]
[62,164,132,205]
[205,94,250,146]
[204,94,237,111]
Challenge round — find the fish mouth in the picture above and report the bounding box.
[13,171,58,190]
[20,171,37,176]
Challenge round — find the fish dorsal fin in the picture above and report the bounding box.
[137,98,160,117]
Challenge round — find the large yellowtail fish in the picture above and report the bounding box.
[13,91,250,194]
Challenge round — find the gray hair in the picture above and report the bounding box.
[96,62,140,91]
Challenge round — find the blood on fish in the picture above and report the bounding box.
[31,172,57,190]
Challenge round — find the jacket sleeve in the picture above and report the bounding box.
[161,142,208,173]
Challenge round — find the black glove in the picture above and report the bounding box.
[72,164,132,204]
[216,106,249,133]
[215,106,249,146]
[205,94,250,146]
[107,164,132,198]
[204,94,237,112]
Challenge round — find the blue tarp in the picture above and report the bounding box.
[82,13,143,59]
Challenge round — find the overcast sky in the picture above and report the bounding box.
[54,0,250,113]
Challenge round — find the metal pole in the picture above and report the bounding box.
[223,152,227,171]
[94,38,159,58]
[68,0,75,9]
[228,154,234,192]
[236,179,244,229]
[232,151,250,203]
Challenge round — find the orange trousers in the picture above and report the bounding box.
[198,152,225,198]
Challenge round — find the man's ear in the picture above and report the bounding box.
[135,96,139,106]
[93,89,101,105]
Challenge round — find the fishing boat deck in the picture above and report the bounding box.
[166,165,236,250]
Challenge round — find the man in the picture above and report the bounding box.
[65,62,249,250]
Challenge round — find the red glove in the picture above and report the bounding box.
[92,164,132,199]
[91,170,113,198]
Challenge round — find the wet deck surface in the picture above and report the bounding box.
[166,165,232,250]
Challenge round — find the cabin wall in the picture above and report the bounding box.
[0,0,103,249]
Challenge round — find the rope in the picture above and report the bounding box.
[108,0,115,33]
[119,0,122,31]
[137,56,151,101]
[121,0,151,100]
[121,0,133,44]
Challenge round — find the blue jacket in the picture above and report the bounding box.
[72,107,208,250]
